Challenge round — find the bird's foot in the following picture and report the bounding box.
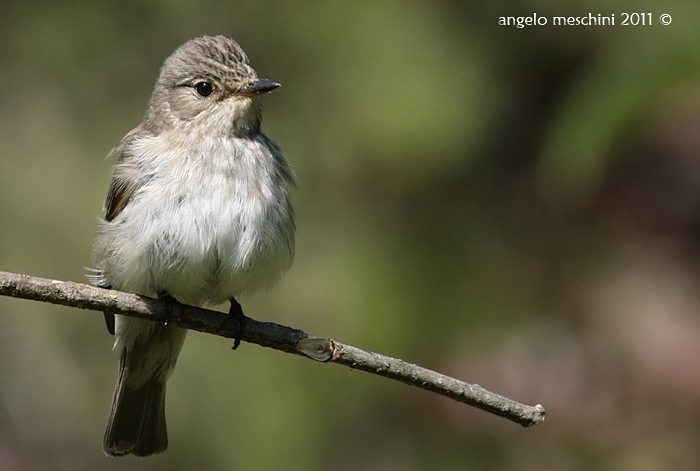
[229,298,247,350]
[157,292,182,329]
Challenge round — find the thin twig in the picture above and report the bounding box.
[0,270,545,427]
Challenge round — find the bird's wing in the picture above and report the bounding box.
[101,130,152,335]
[104,130,151,222]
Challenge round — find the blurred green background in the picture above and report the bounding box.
[2,0,700,469]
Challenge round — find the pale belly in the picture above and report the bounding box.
[94,152,294,306]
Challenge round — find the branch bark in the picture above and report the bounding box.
[0,270,545,427]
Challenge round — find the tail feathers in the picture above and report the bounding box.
[104,351,168,457]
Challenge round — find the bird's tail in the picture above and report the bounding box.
[104,349,168,457]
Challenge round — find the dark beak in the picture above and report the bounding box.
[237,80,281,96]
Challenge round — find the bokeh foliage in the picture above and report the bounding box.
[2,0,700,469]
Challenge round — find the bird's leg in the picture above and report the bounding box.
[229,298,247,350]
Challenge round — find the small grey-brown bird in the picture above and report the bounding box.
[92,35,295,457]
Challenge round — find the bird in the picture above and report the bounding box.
[92,35,295,457]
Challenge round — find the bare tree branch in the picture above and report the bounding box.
[0,270,545,427]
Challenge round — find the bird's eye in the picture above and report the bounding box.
[195,81,213,97]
